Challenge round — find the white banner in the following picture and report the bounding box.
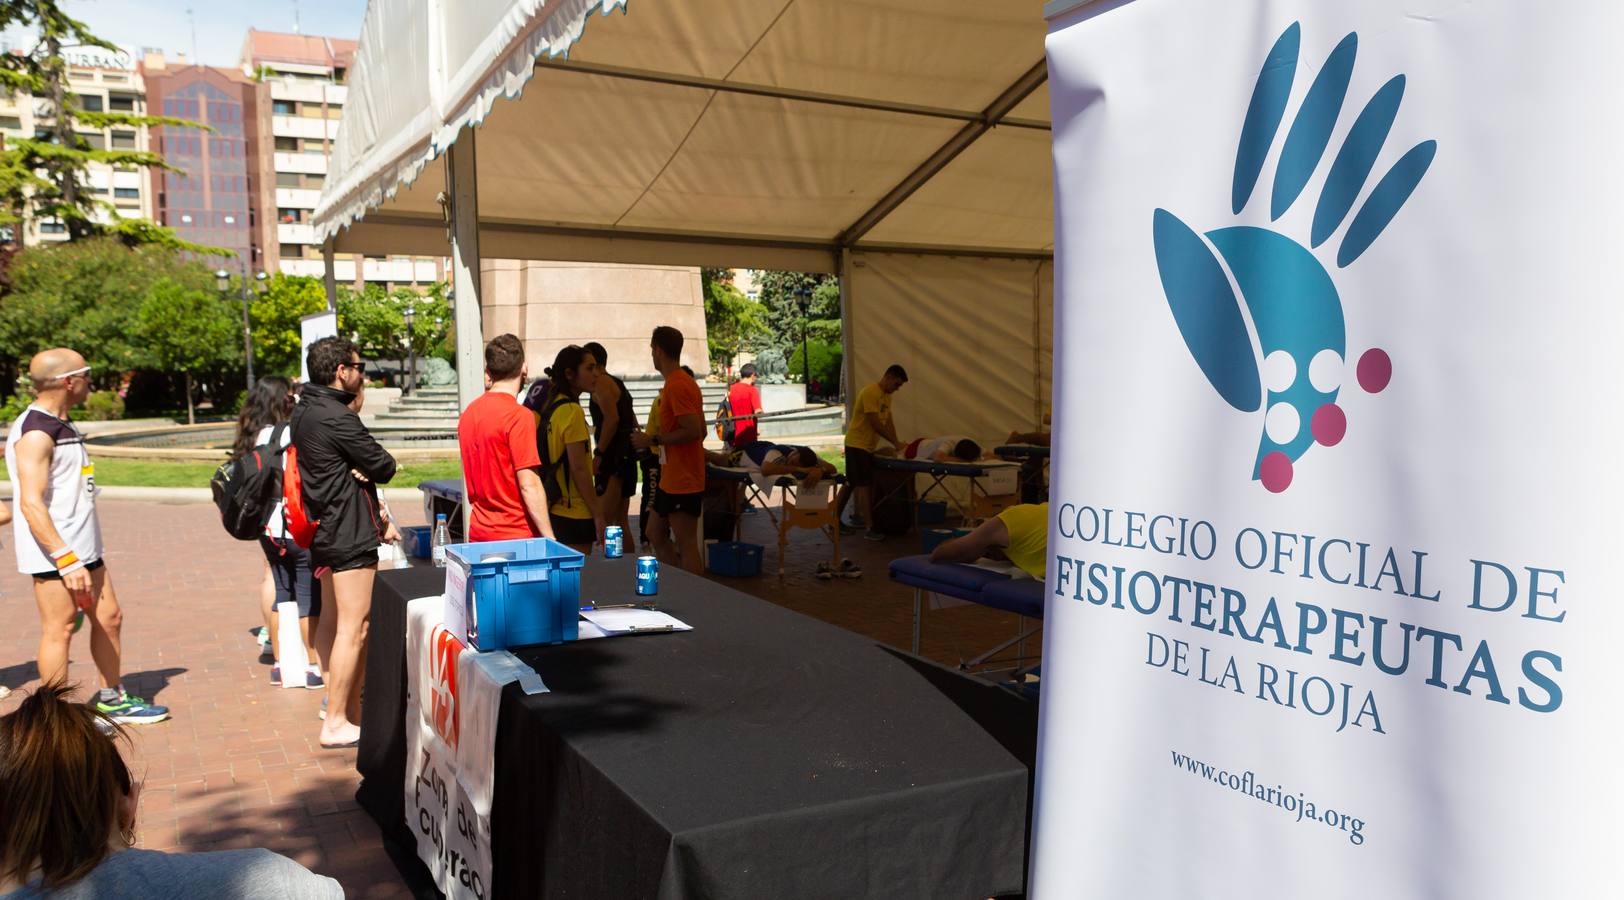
[1034,2,1621,897]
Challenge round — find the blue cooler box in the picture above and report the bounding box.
[401,525,433,559]
[707,541,764,577]
[445,538,584,650]
[921,527,971,554]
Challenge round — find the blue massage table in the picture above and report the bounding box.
[994,444,1050,503]
[872,456,1022,525]
[889,555,1044,671]
[708,464,848,575]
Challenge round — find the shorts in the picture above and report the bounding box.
[552,515,597,547]
[653,488,704,518]
[595,454,637,495]
[260,536,321,618]
[31,557,105,580]
[314,544,379,574]
[845,447,876,487]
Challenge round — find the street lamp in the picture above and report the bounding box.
[795,284,813,393]
[216,266,266,392]
[403,302,417,396]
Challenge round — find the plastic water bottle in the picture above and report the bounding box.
[432,514,450,567]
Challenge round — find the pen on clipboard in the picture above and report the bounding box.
[579,602,656,612]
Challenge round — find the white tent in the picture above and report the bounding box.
[314,0,1054,442]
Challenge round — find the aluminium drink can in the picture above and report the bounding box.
[636,555,659,595]
[604,525,623,558]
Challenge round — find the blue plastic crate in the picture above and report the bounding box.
[445,538,585,650]
[917,500,948,525]
[920,527,971,554]
[707,541,764,577]
[401,525,433,559]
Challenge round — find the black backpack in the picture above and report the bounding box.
[715,393,736,445]
[210,423,289,541]
[536,394,576,507]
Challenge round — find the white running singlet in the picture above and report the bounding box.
[6,405,102,575]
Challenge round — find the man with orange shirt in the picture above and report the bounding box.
[631,326,708,574]
[457,334,555,542]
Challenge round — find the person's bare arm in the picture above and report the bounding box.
[516,468,555,539]
[565,440,604,540]
[591,379,620,452]
[930,518,1011,566]
[14,431,90,596]
[866,411,900,448]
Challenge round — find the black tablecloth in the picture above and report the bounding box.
[358,560,1036,899]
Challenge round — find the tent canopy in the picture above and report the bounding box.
[314,0,1053,272]
[315,0,1056,440]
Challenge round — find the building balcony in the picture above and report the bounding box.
[274,187,322,209]
[274,151,328,175]
[271,115,340,140]
[278,223,317,245]
[280,257,356,281]
[361,258,430,283]
[268,78,327,104]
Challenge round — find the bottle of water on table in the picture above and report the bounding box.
[432,513,450,567]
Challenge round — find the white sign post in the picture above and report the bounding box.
[1033,1,1620,896]
[299,310,338,384]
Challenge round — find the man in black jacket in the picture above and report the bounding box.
[294,336,398,749]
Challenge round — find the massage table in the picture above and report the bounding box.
[994,444,1051,503]
[888,555,1044,671]
[872,456,1023,526]
[708,464,847,576]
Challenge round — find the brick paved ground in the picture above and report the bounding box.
[0,497,1039,897]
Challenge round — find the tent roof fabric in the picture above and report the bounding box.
[314,0,1054,269]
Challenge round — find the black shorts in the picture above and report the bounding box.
[595,454,638,494]
[552,515,596,547]
[31,557,105,580]
[653,488,704,518]
[260,536,321,618]
[315,544,379,574]
[845,447,876,487]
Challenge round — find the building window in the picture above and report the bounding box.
[40,220,66,234]
[277,207,303,224]
[79,132,105,150]
[110,131,135,149]
[302,138,325,153]
[274,136,297,151]
[305,173,324,186]
[114,187,139,200]
[73,94,103,112]
[276,172,301,188]
[272,100,295,116]
[279,243,304,258]
[0,116,20,130]
[109,94,135,111]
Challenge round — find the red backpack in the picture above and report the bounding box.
[281,444,319,548]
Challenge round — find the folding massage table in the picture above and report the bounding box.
[871,456,1023,526]
[707,464,847,576]
[993,444,1051,503]
[888,555,1044,671]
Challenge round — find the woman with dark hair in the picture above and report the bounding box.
[0,683,341,898]
[231,376,322,690]
[533,346,605,553]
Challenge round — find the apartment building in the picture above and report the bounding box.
[1,47,155,245]
[242,29,444,289]
[141,55,274,268]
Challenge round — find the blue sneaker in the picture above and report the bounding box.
[95,692,170,725]
[303,669,325,690]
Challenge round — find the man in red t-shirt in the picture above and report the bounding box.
[631,326,707,574]
[457,334,555,543]
[726,363,763,447]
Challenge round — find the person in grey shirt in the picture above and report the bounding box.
[0,684,341,899]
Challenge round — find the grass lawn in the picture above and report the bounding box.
[818,451,847,475]
[0,458,465,489]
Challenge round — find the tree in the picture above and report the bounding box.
[135,277,241,424]
[0,0,218,251]
[754,270,842,386]
[336,281,453,371]
[0,238,215,383]
[249,273,328,377]
[702,277,767,373]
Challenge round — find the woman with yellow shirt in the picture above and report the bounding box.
[531,345,605,553]
[929,502,1049,580]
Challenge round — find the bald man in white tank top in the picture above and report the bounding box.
[7,348,167,724]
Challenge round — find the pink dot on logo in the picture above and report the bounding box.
[1357,348,1392,394]
[1311,403,1346,446]
[1260,452,1293,493]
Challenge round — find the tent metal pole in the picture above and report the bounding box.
[838,247,853,419]
[837,60,1049,248]
[447,130,483,538]
[321,240,338,312]
[531,58,1050,131]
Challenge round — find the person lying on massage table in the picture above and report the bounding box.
[902,435,987,463]
[929,502,1049,579]
[1007,411,1052,447]
[739,440,838,488]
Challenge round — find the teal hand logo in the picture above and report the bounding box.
[1153,22,1433,492]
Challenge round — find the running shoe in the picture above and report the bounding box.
[269,665,282,686]
[96,693,170,725]
[256,626,271,649]
[303,668,325,690]
[837,522,859,536]
[837,559,863,578]
[862,529,886,542]
[815,561,835,580]
[319,696,327,720]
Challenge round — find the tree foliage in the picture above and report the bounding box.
[702,277,767,373]
[136,276,240,423]
[788,338,842,392]
[336,281,454,365]
[249,273,329,377]
[0,0,219,252]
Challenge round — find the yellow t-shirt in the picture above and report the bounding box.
[845,383,892,451]
[646,389,663,438]
[997,502,1049,580]
[545,401,594,519]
